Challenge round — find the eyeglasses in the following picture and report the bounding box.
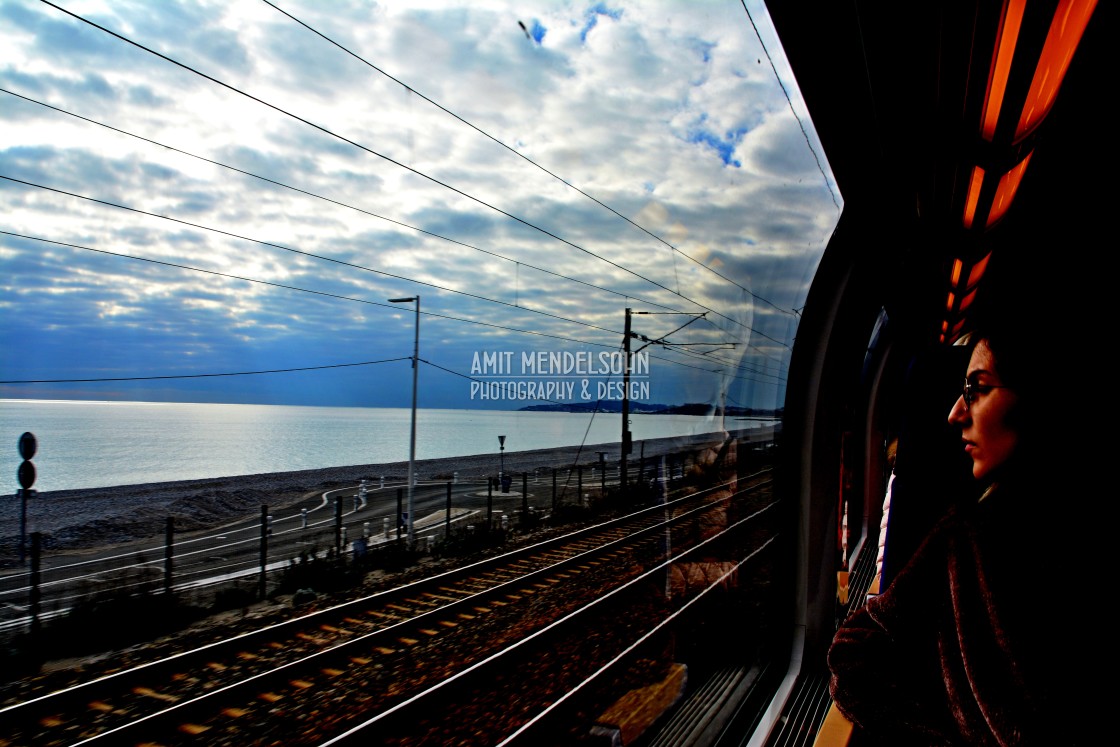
[961,376,1011,407]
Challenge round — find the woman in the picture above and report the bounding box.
[827,321,1091,745]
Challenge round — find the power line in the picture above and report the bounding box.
[670,346,785,385]
[420,357,618,488]
[0,358,409,385]
[0,230,620,354]
[627,309,787,381]
[0,88,714,325]
[2,87,787,370]
[739,0,837,212]
[3,230,776,387]
[0,230,580,344]
[262,0,797,319]
[0,174,623,339]
[634,338,784,385]
[7,173,772,381]
[4,159,785,373]
[36,0,786,357]
[419,358,563,406]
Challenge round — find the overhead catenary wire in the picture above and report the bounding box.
[0,175,623,339]
[262,0,797,319]
[419,357,619,484]
[426,356,622,481]
[35,0,789,360]
[2,230,780,385]
[0,230,606,348]
[628,311,785,383]
[0,88,721,327]
[420,359,565,408]
[671,347,784,385]
[0,96,786,374]
[0,358,410,385]
[2,171,773,379]
[4,172,779,380]
[739,0,841,213]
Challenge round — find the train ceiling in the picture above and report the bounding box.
[767,0,1108,345]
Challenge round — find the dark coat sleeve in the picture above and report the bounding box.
[828,496,1088,746]
[828,513,958,745]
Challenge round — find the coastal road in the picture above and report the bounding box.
[0,474,574,631]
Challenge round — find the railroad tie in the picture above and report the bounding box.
[426,592,460,602]
[133,686,179,703]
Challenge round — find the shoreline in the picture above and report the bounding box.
[2,429,768,563]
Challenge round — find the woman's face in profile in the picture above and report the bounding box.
[947,340,1019,480]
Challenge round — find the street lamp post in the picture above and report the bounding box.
[389,295,420,548]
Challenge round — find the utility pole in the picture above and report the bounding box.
[389,295,420,549]
[621,308,633,491]
[620,308,714,494]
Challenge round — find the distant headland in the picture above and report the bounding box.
[518,401,782,418]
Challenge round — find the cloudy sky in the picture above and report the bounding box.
[0,0,840,411]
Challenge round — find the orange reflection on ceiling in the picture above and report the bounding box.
[987,151,1033,227]
[1016,0,1098,142]
[963,165,986,229]
[981,0,1027,141]
[967,252,992,288]
[959,287,978,312]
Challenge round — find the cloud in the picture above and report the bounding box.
[1,0,838,411]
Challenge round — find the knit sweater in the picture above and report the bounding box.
[827,482,1092,745]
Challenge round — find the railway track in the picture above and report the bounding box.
[0,468,776,746]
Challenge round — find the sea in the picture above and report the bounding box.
[0,400,753,492]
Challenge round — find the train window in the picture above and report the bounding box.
[1,1,841,744]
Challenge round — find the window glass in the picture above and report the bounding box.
[0,1,839,742]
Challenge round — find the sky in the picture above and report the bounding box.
[0,0,841,411]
